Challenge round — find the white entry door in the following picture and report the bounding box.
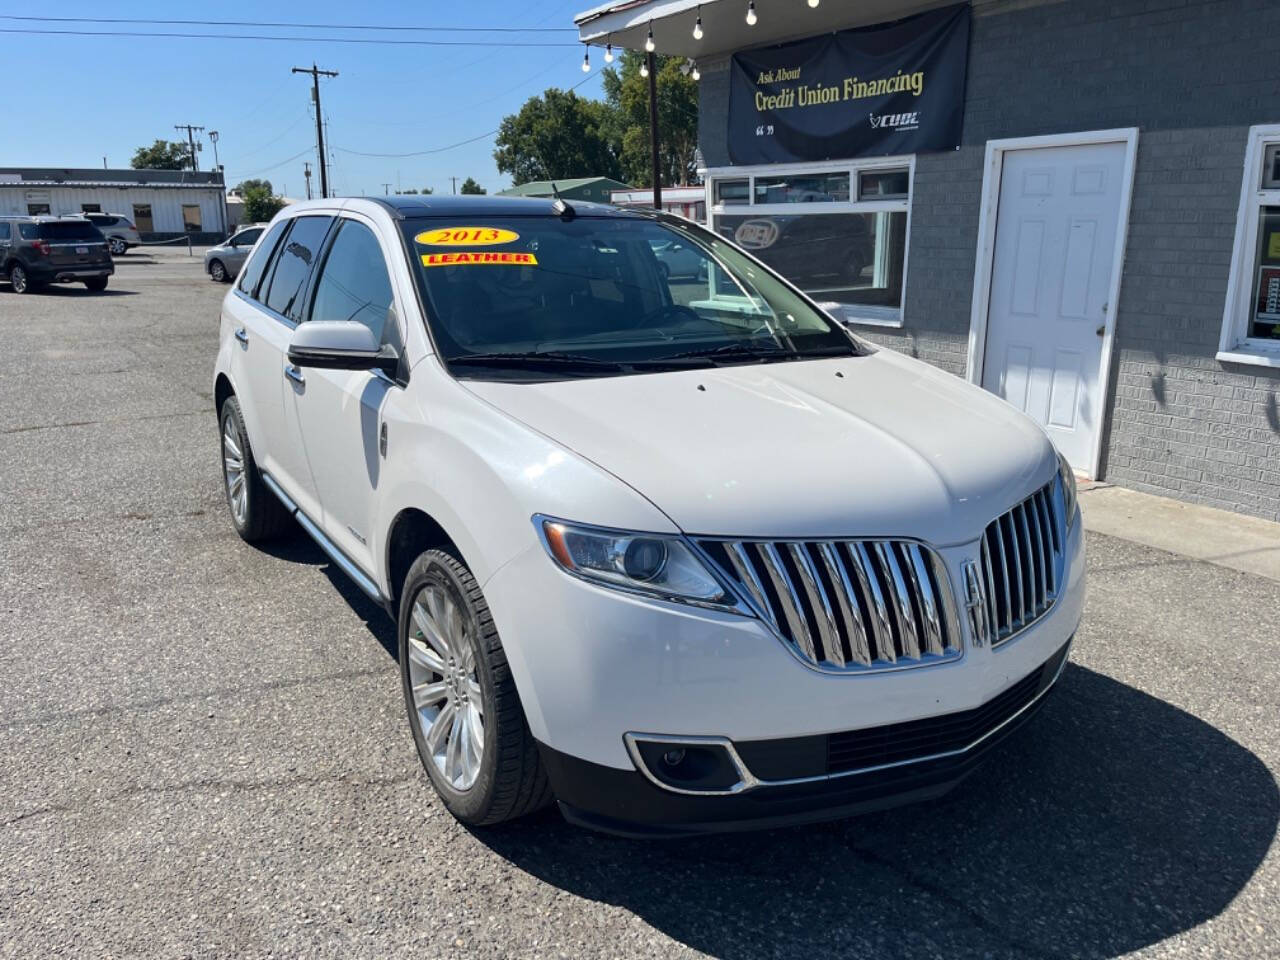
[980,140,1129,474]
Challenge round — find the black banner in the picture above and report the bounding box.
[728,4,970,165]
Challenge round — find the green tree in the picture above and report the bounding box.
[602,52,699,187]
[242,186,286,223]
[233,179,273,195]
[459,177,486,195]
[494,88,622,185]
[399,188,419,194]
[131,139,193,170]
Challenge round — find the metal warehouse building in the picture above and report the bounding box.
[577,0,1280,523]
[0,167,228,242]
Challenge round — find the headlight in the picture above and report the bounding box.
[535,517,731,607]
[1057,450,1078,529]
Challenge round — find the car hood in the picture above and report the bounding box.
[462,350,1057,544]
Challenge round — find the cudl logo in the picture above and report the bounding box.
[869,112,921,131]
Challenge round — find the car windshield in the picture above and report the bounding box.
[401,215,861,380]
[38,221,104,241]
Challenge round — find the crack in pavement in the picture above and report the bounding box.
[2,665,396,732]
[2,768,422,829]
[2,408,213,435]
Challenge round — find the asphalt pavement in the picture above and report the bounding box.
[1,251,1277,958]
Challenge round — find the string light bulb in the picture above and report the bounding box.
[645,23,655,52]
[693,8,703,40]
[746,1,757,26]
[640,60,649,77]
[582,48,590,72]
[808,0,820,6]
[691,61,700,81]
[604,41,614,62]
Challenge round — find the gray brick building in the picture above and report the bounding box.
[577,0,1280,521]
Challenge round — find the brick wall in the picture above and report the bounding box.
[697,0,1280,521]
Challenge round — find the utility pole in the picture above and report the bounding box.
[646,51,662,209]
[292,63,338,198]
[303,162,313,200]
[208,130,229,238]
[450,176,458,195]
[175,123,204,172]
[381,183,392,196]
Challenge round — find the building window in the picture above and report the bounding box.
[132,204,154,233]
[80,203,101,213]
[705,157,913,327]
[27,203,50,215]
[1220,125,1280,366]
[182,204,202,232]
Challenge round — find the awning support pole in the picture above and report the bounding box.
[647,51,662,210]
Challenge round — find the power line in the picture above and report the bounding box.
[225,146,316,183]
[0,27,578,46]
[0,14,575,32]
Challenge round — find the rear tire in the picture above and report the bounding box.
[85,277,108,292]
[209,259,228,283]
[399,548,553,826]
[218,395,292,542]
[9,264,32,294]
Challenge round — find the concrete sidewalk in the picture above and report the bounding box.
[1079,482,1280,583]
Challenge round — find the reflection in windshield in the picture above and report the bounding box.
[403,215,859,379]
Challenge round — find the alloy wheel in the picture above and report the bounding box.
[407,583,485,791]
[221,415,248,526]
[210,260,227,283]
[11,265,27,294]
[109,238,127,256]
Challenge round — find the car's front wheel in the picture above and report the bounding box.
[108,237,128,256]
[399,548,552,826]
[209,259,228,283]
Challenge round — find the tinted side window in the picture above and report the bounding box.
[262,216,332,322]
[236,220,288,298]
[235,228,263,246]
[309,220,397,345]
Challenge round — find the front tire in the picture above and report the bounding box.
[399,548,552,826]
[209,259,228,283]
[218,395,291,542]
[108,237,128,256]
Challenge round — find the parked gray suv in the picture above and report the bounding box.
[0,216,113,293]
[204,226,264,283]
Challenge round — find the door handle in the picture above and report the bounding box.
[284,364,305,386]
[234,326,248,344]
[1096,325,1106,337]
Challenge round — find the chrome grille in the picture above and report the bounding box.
[698,538,962,672]
[973,479,1066,647]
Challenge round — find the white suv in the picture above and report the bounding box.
[213,197,1084,836]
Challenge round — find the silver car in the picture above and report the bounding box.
[204,226,265,283]
[83,213,142,256]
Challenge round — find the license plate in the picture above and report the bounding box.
[76,246,88,254]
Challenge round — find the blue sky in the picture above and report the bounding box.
[1,0,604,196]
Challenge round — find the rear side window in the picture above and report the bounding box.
[261,216,333,322]
[19,223,38,240]
[38,221,104,241]
[308,219,398,345]
[236,220,288,298]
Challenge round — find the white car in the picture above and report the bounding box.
[213,196,1084,836]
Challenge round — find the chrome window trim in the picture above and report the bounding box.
[625,636,1073,797]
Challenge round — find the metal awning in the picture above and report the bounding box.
[0,180,220,190]
[574,0,951,58]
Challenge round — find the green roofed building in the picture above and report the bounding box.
[497,177,632,204]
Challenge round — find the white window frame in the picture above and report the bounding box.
[700,155,915,328]
[1219,123,1280,368]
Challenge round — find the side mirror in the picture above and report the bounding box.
[287,321,399,375]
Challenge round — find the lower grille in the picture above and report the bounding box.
[974,478,1067,647]
[697,537,961,672]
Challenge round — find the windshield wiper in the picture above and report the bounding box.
[446,350,627,372]
[657,342,855,365]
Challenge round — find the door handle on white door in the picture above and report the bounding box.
[234,327,248,344]
[284,364,305,386]
[1096,325,1106,337]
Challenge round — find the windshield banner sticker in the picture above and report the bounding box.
[415,227,520,247]
[421,251,537,268]
[728,3,969,164]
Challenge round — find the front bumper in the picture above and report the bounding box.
[538,639,1070,836]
